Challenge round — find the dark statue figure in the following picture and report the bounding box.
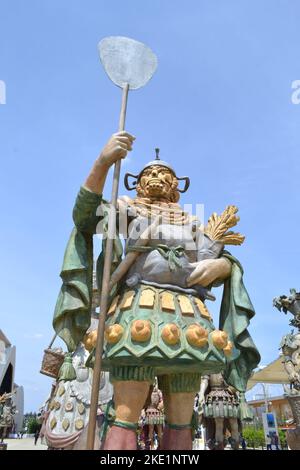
[274,288,300,450]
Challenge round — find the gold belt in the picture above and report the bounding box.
[107,286,212,321]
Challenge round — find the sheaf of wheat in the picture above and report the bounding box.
[204,205,245,246]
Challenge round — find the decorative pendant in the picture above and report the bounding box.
[65,401,74,412]
[50,417,57,430]
[62,418,70,431]
[58,385,65,397]
[75,418,84,430]
[78,403,85,415]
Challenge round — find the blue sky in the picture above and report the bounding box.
[1,0,300,411]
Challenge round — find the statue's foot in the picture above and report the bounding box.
[230,438,239,450]
[161,426,192,450]
[214,440,224,451]
[102,425,137,450]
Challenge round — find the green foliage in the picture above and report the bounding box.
[27,417,40,434]
[242,426,265,448]
[22,412,42,434]
[278,429,287,448]
[243,426,287,449]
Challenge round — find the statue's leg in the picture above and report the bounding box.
[214,418,224,450]
[103,366,155,450]
[157,424,163,449]
[228,418,240,449]
[159,373,201,451]
[148,424,154,450]
[144,424,150,450]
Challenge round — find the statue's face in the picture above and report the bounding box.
[137,165,178,201]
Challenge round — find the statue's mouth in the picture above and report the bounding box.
[147,179,165,192]
[148,178,162,186]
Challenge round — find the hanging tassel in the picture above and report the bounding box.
[239,393,253,422]
[58,353,76,382]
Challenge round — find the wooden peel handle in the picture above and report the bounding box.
[86,84,129,450]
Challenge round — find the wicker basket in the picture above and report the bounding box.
[40,347,65,379]
[40,333,65,378]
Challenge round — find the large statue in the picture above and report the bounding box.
[197,372,251,450]
[274,289,300,449]
[53,132,260,450]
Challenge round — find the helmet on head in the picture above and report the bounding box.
[124,148,190,193]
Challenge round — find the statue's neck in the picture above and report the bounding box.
[134,196,180,208]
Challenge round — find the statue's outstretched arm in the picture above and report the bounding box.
[72,132,135,233]
[84,131,135,194]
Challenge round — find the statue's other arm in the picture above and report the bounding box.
[73,132,135,233]
[197,375,209,422]
[187,258,231,287]
[284,358,300,385]
[198,375,209,403]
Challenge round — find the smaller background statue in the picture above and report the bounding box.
[274,288,300,390]
[142,378,164,450]
[0,393,16,442]
[274,288,300,449]
[197,372,251,450]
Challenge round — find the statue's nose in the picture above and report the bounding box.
[151,169,158,177]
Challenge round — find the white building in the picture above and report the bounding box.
[0,330,24,433]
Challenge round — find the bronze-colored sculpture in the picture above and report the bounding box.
[198,372,250,450]
[143,379,164,450]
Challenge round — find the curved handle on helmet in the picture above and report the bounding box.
[124,172,139,191]
[177,176,190,193]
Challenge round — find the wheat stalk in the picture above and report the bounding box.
[204,205,245,246]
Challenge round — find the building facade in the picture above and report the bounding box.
[247,395,293,427]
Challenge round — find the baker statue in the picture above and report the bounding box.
[53,131,260,450]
